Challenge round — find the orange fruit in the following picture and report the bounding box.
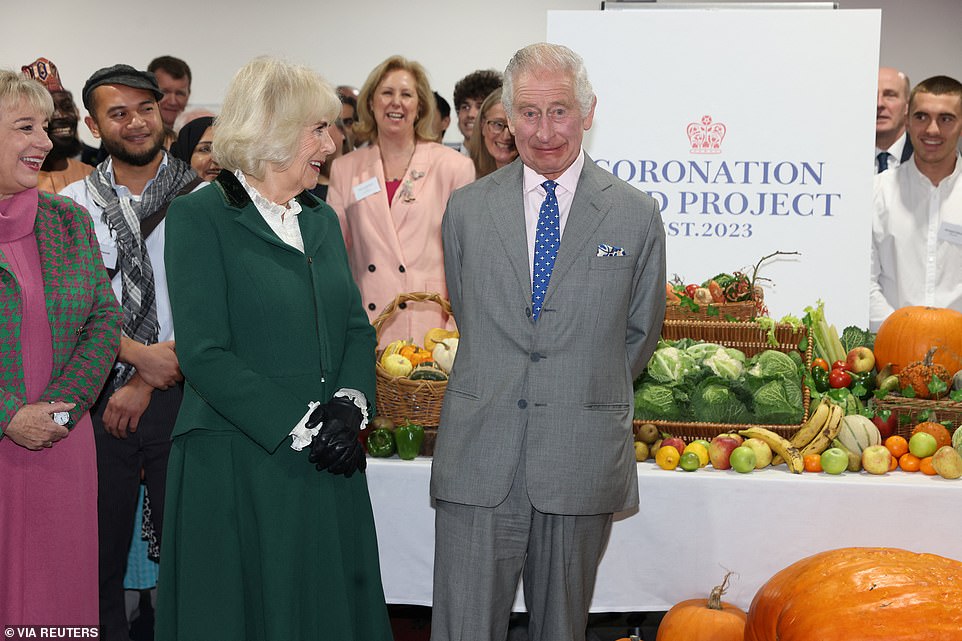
[803,453,823,473]
[899,452,921,472]
[884,435,909,459]
[889,455,899,471]
[919,456,937,476]
[912,422,952,449]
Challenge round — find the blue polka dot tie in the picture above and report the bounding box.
[532,180,559,321]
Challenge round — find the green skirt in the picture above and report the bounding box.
[156,430,393,641]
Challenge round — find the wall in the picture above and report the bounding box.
[2,0,960,145]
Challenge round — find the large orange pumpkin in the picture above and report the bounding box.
[874,306,962,375]
[744,547,962,641]
[655,574,746,641]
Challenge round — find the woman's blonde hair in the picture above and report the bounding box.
[214,57,340,179]
[0,69,54,118]
[354,55,437,145]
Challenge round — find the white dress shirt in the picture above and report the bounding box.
[60,156,181,342]
[875,132,909,174]
[870,153,962,330]
[522,149,586,282]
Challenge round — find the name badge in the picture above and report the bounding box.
[353,177,381,202]
[100,241,117,270]
[938,221,962,246]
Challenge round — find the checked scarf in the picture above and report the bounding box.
[84,155,197,388]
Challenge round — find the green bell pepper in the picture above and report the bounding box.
[366,428,396,458]
[848,370,876,400]
[810,365,830,393]
[395,421,425,460]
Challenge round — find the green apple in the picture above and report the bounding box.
[692,439,711,451]
[820,447,848,475]
[909,432,938,459]
[729,446,756,474]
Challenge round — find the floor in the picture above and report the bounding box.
[130,600,667,640]
[389,606,668,641]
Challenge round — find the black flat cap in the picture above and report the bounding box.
[82,64,164,111]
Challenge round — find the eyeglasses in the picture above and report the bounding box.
[485,119,509,134]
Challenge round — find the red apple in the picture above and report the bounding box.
[661,437,687,457]
[861,444,892,475]
[716,432,743,446]
[845,346,876,374]
[871,411,898,440]
[708,436,740,470]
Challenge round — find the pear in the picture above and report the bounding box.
[931,446,962,480]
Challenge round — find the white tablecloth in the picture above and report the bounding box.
[366,458,962,612]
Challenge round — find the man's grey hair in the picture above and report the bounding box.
[502,43,594,117]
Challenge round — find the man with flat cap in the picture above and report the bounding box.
[21,57,95,193]
[60,64,200,641]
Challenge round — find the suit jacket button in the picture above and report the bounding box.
[398,302,407,310]
[517,399,527,409]
[368,264,376,272]
[368,303,376,311]
[530,353,541,362]
[398,265,406,273]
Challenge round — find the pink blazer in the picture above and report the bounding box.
[328,141,475,348]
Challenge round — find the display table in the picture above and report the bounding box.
[366,458,962,611]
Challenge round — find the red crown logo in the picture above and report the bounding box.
[687,115,726,154]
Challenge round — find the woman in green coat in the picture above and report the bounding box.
[157,57,392,641]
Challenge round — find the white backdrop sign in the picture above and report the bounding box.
[548,8,881,328]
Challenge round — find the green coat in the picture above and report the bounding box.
[156,172,391,641]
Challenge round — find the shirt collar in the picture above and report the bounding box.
[234,169,302,220]
[105,152,170,198]
[522,148,586,196]
[907,151,962,188]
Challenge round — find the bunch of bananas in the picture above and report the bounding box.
[738,426,806,474]
[763,398,844,469]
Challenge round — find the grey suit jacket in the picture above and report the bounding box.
[430,156,666,515]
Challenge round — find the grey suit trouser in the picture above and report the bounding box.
[431,461,612,641]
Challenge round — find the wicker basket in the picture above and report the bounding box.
[636,322,813,443]
[875,395,962,438]
[665,300,756,322]
[372,292,452,430]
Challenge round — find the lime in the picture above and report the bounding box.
[679,451,700,472]
[683,442,710,467]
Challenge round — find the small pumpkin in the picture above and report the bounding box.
[744,547,962,641]
[874,306,962,375]
[399,344,433,367]
[898,347,951,399]
[655,572,746,641]
[911,421,952,449]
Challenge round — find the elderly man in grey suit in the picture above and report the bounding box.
[430,42,667,641]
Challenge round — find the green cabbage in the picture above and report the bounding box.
[633,383,682,420]
[647,346,698,385]
[704,347,745,380]
[747,350,801,382]
[690,377,750,424]
[752,379,803,424]
[685,342,724,363]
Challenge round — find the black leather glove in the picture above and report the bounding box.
[307,397,367,477]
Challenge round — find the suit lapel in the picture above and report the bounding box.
[543,158,612,305]
[488,164,534,300]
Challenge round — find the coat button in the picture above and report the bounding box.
[398,302,407,310]
[398,265,406,273]
[530,353,541,362]
[518,399,527,409]
[368,264,376,272]
[368,303,376,311]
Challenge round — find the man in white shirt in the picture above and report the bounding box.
[59,63,200,641]
[870,75,962,330]
[875,67,914,173]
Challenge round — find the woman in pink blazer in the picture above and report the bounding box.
[328,55,475,348]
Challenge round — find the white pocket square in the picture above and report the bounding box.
[597,243,626,257]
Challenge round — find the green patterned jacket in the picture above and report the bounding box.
[0,192,121,435]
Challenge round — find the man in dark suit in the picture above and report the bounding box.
[431,43,666,641]
[876,66,914,173]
